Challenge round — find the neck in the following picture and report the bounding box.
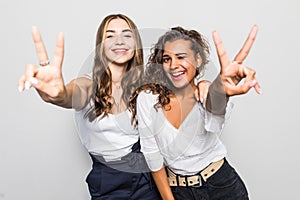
[109,62,127,82]
[172,83,197,100]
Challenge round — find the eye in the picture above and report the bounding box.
[106,35,113,39]
[163,57,170,63]
[177,55,186,59]
[123,34,132,38]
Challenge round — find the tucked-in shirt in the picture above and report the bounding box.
[137,91,232,176]
[75,102,139,162]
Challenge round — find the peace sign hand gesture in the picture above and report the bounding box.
[212,25,262,96]
[206,25,262,115]
[18,26,67,105]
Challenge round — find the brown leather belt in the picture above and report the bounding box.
[167,158,224,187]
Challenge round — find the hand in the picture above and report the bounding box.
[18,26,66,103]
[212,25,262,96]
[194,80,211,103]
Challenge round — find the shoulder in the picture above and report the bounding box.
[137,90,158,105]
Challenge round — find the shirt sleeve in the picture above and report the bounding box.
[137,91,164,172]
[83,72,92,79]
[202,100,234,134]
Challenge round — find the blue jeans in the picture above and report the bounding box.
[171,159,249,200]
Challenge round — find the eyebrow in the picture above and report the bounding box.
[106,29,132,33]
[163,53,187,56]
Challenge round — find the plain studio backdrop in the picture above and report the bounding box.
[1,0,299,199]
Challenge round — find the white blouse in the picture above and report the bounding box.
[137,91,232,176]
[75,101,139,162]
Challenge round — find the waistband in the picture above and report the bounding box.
[89,141,150,173]
[167,158,225,187]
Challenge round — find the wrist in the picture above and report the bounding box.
[206,75,229,115]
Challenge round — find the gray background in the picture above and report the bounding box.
[1,0,299,199]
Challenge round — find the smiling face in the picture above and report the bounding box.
[103,18,136,65]
[162,39,202,89]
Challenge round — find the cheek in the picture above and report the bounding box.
[104,39,113,48]
[184,60,197,74]
[162,64,169,74]
[127,38,136,48]
[191,68,197,78]
[127,40,136,56]
[103,42,111,54]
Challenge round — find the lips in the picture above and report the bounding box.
[112,48,128,53]
[169,70,187,82]
[171,71,185,78]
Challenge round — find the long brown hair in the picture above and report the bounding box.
[129,26,210,127]
[86,14,144,121]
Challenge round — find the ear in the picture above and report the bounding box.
[196,53,202,68]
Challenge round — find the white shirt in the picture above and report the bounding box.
[137,91,232,176]
[75,101,139,162]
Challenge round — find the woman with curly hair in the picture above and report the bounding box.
[129,26,261,199]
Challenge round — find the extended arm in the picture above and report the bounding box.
[206,25,262,115]
[18,26,92,110]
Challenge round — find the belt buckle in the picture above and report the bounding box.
[187,175,202,187]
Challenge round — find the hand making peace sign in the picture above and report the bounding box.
[212,25,262,96]
[18,27,66,103]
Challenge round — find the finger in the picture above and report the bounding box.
[199,86,205,103]
[253,81,262,94]
[25,64,39,90]
[204,84,209,101]
[18,75,26,92]
[199,83,207,103]
[32,26,49,65]
[242,66,255,82]
[212,31,230,68]
[233,25,258,64]
[52,32,64,70]
[194,88,200,102]
[227,76,261,96]
[226,82,253,96]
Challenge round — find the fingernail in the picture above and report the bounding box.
[249,80,257,87]
[29,77,39,85]
[200,97,203,103]
[257,88,263,94]
[18,85,23,92]
[24,81,31,90]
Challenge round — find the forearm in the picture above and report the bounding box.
[152,168,174,200]
[49,77,92,110]
[50,82,73,109]
[206,75,229,115]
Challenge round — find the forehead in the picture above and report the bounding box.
[163,39,192,54]
[106,18,131,31]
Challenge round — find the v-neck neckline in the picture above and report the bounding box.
[160,102,198,131]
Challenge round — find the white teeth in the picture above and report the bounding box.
[172,71,184,77]
[113,49,126,52]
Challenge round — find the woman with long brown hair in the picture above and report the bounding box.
[18,14,162,200]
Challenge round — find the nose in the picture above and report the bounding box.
[170,58,180,70]
[115,34,124,45]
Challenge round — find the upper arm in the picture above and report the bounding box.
[136,92,164,171]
